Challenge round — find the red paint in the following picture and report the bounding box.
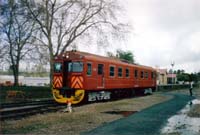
[53,51,157,91]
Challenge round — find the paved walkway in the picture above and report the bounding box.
[83,94,194,135]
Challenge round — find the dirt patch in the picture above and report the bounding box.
[188,104,200,118]
[103,110,138,117]
[1,93,171,135]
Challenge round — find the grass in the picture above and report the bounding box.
[1,88,200,135]
[1,93,171,135]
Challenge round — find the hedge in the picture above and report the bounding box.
[156,84,199,91]
[0,86,52,103]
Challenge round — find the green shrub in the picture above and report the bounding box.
[157,84,192,91]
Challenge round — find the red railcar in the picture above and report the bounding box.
[52,51,156,104]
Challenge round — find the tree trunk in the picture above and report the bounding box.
[13,64,19,86]
[49,41,54,88]
[13,72,19,86]
[49,56,54,88]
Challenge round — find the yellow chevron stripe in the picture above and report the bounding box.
[53,76,62,88]
[71,76,83,88]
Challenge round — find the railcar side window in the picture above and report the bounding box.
[68,62,83,72]
[153,72,156,79]
[141,71,144,78]
[126,68,129,77]
[110,66,115,77]
[151,72,154,79]
[134,70,138,78]
[145,71,148,78]
[87,63,92,75]
[54,63,62,73]
[98,64,103,75]
[118,67,122,77]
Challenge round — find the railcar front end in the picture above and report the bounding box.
[52,59,86,104]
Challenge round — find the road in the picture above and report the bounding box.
[83,94,194,135]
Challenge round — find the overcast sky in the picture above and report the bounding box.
[123,0,200,73]
[80,0,200,73]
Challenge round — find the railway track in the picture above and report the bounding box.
[0,100,67,120]
[0,89,177,121]
[0,99,55,108]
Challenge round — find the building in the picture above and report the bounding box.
[167,74,177,84]
[0,75,49,86]
[156,69,168,85]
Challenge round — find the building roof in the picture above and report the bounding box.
[157,69,167,74]
[167,74,177,78]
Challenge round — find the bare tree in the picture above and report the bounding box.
[24,0,129,86]
[0,0,36,86]
[0,40,6,64]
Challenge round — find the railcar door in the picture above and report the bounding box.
[134,69,139,88]
[63,61,69,87]
[97,64,104,88]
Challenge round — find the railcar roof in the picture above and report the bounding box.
[64,51,155,71]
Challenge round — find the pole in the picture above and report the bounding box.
[171,61,175,89]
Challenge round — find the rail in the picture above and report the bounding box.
[0,99,54,108]
[0,100,66,120]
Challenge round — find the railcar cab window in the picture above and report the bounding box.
[110,66,115,77]
[126,68,129,77]
[87,63,92,75]
[68,62,83,72]
[118,67,122,77]
[54,63,62,73]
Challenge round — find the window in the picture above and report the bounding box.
[134,70,138,78]
[152,72,156,79]
[145,71,148,78]
[87,63,92,75]
[54,63,62,73]
[141,71,144,78]
[126,68,129,77]
[118,67,122,77]
[68,62,83,72]
[110,66,115,77]
[98,64,103,75]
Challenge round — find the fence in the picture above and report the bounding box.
[156,83,199,91]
